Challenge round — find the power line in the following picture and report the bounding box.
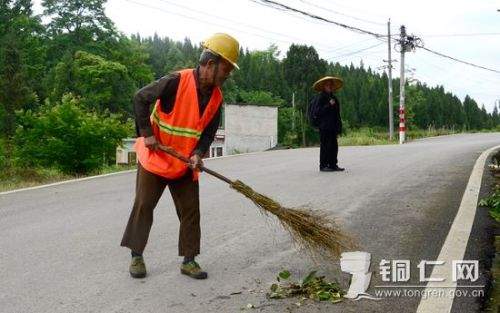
[417,45,500,74]
[411,51,500,88]
[331,49,386,64]
[123,0,338,53]
[423,32,500,38]
[250,0,386,38]
[325,37,380,53]
[128,0,500,78]
[309,0,389,20]
[297,0,385,26]
[154,0,334,51]
[328,42,384,61]
[125,0,391,63]
[252,0,500,76]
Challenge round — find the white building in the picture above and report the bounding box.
[208,103,278,158]
[116,103,278,163]
[116,138,137,165]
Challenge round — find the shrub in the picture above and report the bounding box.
[0,137,6,168]
[13,94,132,174]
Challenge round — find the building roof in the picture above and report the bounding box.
[225,102,279,108]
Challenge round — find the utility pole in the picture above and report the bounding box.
[387,19,394,141]
[397,26,420,144]
[399,25,407,144]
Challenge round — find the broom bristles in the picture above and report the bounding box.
[230,180,356,258]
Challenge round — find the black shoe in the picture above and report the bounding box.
[320,167,335,172]
[331,166,345,171]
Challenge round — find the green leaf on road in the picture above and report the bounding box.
[267,270,344,306]
[278,270,291,280]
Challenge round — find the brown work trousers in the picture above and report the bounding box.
[120,163,200,257]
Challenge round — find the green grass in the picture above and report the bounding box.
[482,151,500,312]
[480,186,500,222]
[484,238,500,312]
[338,126,460,146]
[1,128,496,192]
[0,164,136,192]
[480,152,500,222]
[0,167,71,192]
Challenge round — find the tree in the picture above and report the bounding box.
[0,0,45,136]
[492,105,499,127]
[43,0,115,44]
[48,51,136,114]
[105,36,154,88]
[42,0,117,63]
[231,90,284,106]
[13,94,132,174]
[405,84,425,129]
[463,95,482,130]
[283,44,326,145]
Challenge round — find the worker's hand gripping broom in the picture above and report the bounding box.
[158,144,355,258]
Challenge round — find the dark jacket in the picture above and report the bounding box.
[316,91,342,134]
[133,67,221,156]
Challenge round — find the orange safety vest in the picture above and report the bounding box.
[135,69,222,180]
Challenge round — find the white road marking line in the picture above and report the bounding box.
[0,150,274,195]
[0,170,136,195]
[416,144,500,313]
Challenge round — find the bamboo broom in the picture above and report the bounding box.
[158,144,355,258]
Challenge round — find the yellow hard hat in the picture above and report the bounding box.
[313,76,343,92]
[202,33,240,69]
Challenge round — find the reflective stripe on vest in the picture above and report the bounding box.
[135,69,222,180]
[151,106,202,139]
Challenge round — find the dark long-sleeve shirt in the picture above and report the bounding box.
[317,91,342,134]
[133,67,222,156]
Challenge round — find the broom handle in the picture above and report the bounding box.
[157,144,233,185]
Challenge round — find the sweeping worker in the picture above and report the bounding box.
[311,76,345,172]
[120,33,239,280]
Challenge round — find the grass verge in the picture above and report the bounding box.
[0,164,136,193]
[482,150,500,312]
[338,126,460,146]
[1,129,497,192]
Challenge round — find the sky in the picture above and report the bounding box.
[32,0,500,112]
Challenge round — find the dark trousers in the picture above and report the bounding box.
[319,130,338,168]
[120,163,200,257]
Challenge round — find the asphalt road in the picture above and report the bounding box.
[1,133,499,313]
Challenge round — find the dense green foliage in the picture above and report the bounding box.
[13,94,131,174]
[0,0,498,174]
[0,137,5,168]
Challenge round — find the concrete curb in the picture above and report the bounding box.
[416,144,500,313]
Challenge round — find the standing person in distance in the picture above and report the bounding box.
[311,76,345,172]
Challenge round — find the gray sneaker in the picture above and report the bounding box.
[180,261,208,279]
[129,256,147,278]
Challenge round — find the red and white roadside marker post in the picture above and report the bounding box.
[399,106,405,144]
[399,25,407,144]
